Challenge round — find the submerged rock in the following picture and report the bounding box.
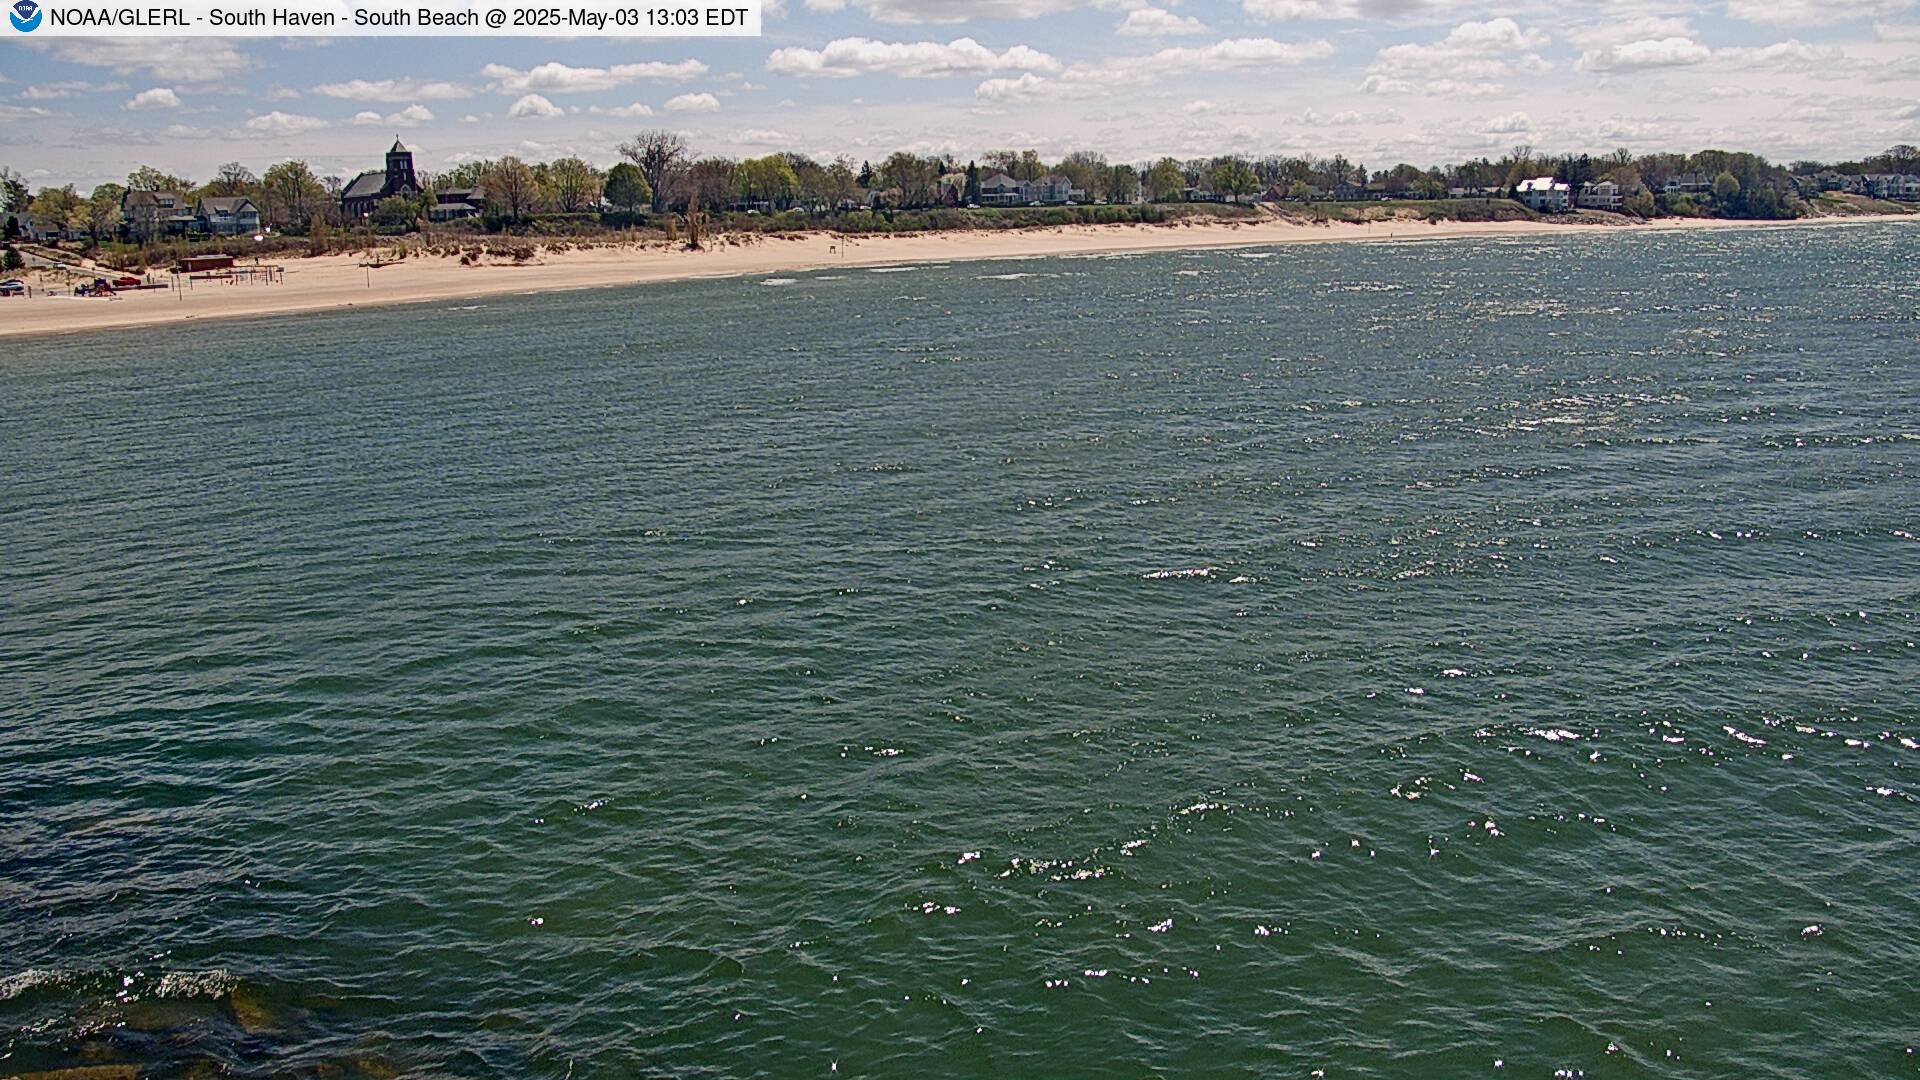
[2,1066,141,1080]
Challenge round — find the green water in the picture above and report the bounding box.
[3,223,1917,1079]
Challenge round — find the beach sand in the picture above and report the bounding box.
[2,214,1910,340]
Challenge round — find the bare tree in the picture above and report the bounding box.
[209,161,258,197]
[617,130,689,212]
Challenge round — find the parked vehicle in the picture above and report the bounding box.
[0,279,26,297]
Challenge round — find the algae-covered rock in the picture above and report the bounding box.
[2,1065,141,1080]
[224,984,279,1034]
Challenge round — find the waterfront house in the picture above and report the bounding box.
[429,187,486,221]
[341,138,422,219]
[1028,173,1082,204]
[1661,172,1712,195]
[1576,180,1623,211]
[1517,176,1571,212]
[1865,173,1920,200]
[195,196,262,235]
[121,189,196,239]
[977,172,1026,206]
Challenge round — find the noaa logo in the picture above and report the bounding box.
[9,0,41,31]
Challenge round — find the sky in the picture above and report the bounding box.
[2,0,1918,190]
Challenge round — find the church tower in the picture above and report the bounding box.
[385,138,418,195]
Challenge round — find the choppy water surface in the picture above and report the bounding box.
[3,223,1918,1079]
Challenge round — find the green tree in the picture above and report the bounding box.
[85,183,125,240]
[261,160,327,231]
[0,166,27,214]
[2,245,23,271]
[485,156,541,221]
[1712,171,1741,201]
[1105,163,1139,204]
[126,165,192,193]
[28,185,80,235]
[603,162,651,212]
[371,195,418,232]
[1624,190,1657,218]
[1145,157,1184,202]
[1209,158,1258,202]
[735,154,800,208]
[548,156,605,213]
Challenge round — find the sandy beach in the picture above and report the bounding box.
[2,213,1911,340]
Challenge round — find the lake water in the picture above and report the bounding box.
[3,222,1917,1079]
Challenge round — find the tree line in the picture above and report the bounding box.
[5,140,1916,245]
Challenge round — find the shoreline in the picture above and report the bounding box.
[2,213,1913,341]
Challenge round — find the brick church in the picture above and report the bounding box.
[341,139,421,219]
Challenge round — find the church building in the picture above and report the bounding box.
[341,139,421,219]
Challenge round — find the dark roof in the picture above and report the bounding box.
[122,189,181,209]
[198,196,257,213]
[390,138,408,154]
[342,170,387,200]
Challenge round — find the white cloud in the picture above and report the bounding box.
[975,72,1054,101]
[482,60,708,94]
[1138,37,1337,73]
[1576,36,1712,73]
[123,87,182,110]
[1564,15,1693,48]
[1118,7,1208,35]
[800,0,1108,23]
[391,103,434,126]
[765,36,1060,78]
[161,123,211,139]
[1717,39,1840,70]
[975,36,1330,102]
[587,102,656,117]
[353,103,434,126]
[243,111,329,136]
[1727,0,1913,25]
[1242,0,1471,21]
[665,91,722,112]
[1484,110,1533,133]
[313,78,473,101]
[1361,75,1505,95]
[506,93,565,118]
[1369,17,1548,83]
[25,38,251,81]
[0,104,53,121]
[734,127,793,144]
[1876,20,1920,39]
[21,80,124,101]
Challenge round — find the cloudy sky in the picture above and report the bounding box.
[3,0,1917,190]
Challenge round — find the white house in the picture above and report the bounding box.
[1517,176,1571,212]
